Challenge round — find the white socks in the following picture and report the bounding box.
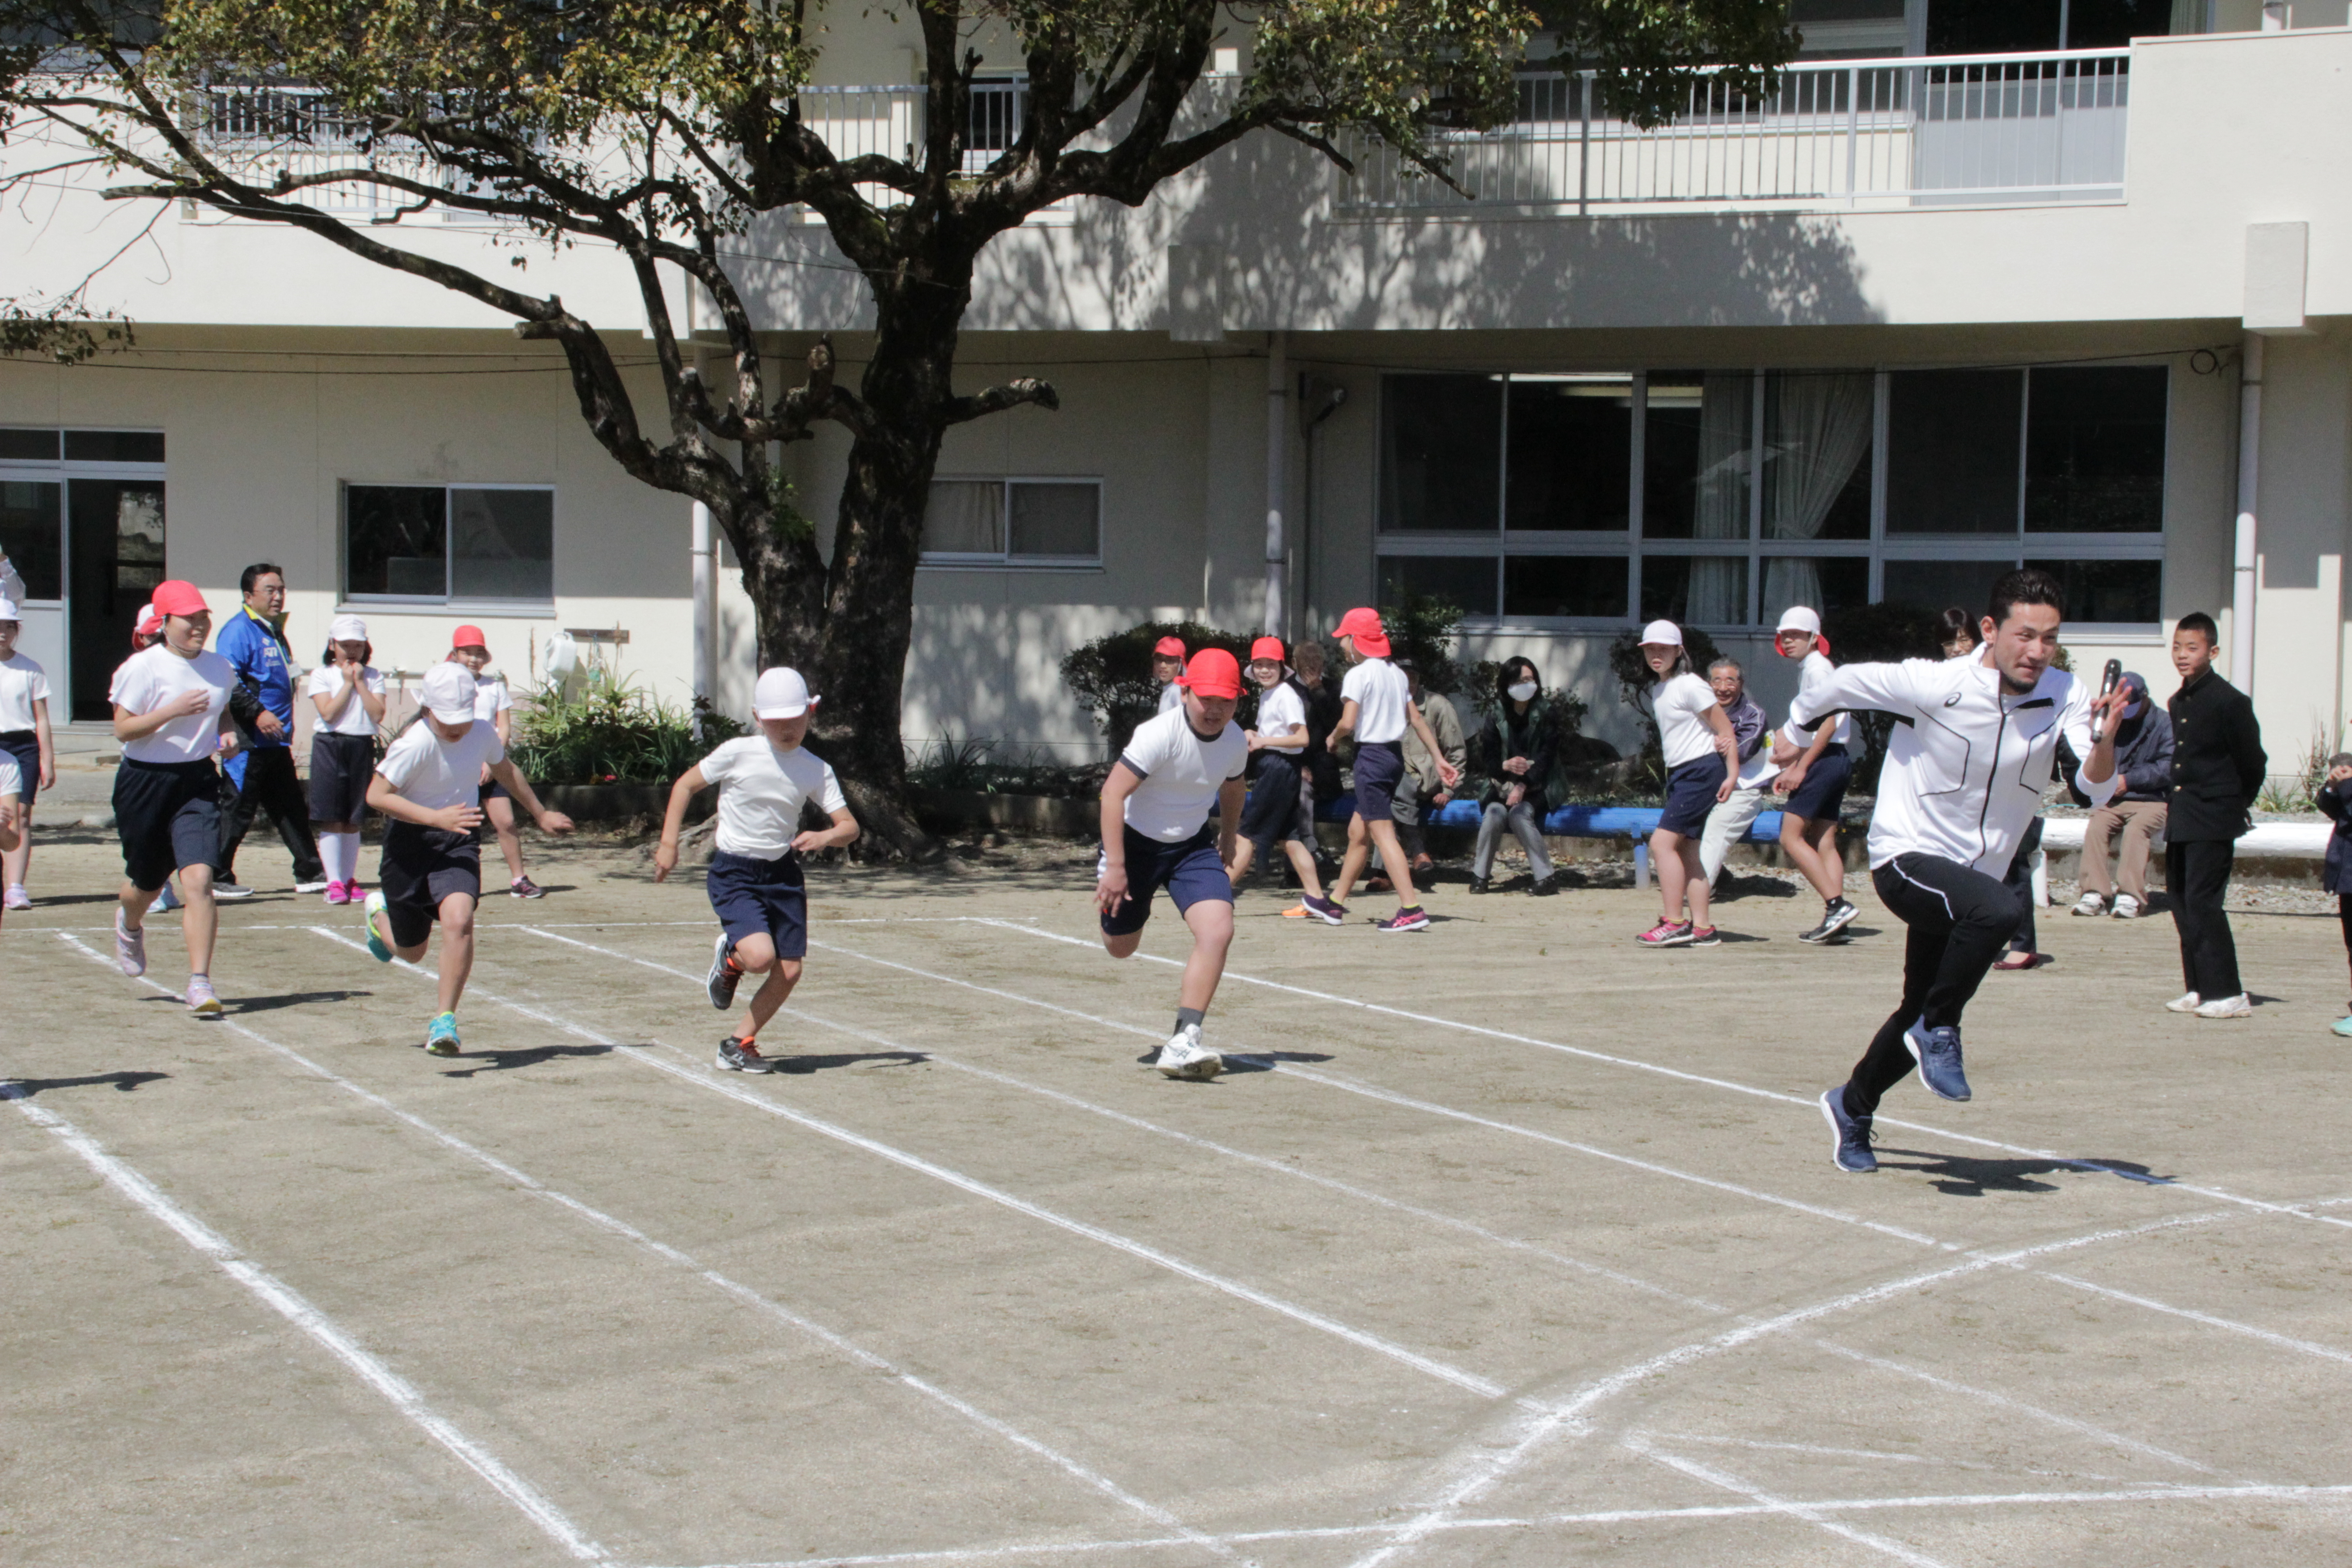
[320,831,362,886]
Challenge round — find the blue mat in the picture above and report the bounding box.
[1286,791,1789,845]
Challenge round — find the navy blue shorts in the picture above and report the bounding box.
[1783,742,1852,823]
[1351,740,1406,824]
[379,823,482,947]
[113,758,221,892]
[707,848,808,960]
[1658,754,1728,838]
[308,732,376,824]
[1237,753,1312,852]
[1100,824,1231,937]
[0,731,37,803]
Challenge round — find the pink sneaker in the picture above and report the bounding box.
[324,881,352,906]
[1637,920,1695,948]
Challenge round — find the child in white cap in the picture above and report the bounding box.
[362,662,574,1054]
[655,667,860,1072]
[0,593,53,910]
[306,614,387,905]
[1769,605,1860,942]
[1635,620,1739,948]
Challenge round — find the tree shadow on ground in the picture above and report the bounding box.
[768,1051,928,1074]
[1876,1147,2174,1197]
[2,1070,170,1098]
[439,1044,617,1078]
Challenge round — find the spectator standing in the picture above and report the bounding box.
[1466,656,1563,897]
[0,595,55,909]
[1697,657,1774,894]
[1392,658,1466,882]
[448,627,546,897]
[1636,622,1739,949]
[1769,606,1859,944]
[306,615,387,906]
[2162,612,2267,1019]
[1290,637,1344,811]
[2318,754,2352,1038]
[1153,636,1187,715]
[214,564,328,897]
[2068,671,2171,919]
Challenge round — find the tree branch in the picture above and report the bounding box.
[941,377,1060,426]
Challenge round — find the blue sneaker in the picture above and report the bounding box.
[2333,1014,2352,1039]
[707,933,742,1010]
[1904,1018,1972,1102]
[363,890,394,963]
[424,1012,460,1056]
[1820,1088,1877,1173]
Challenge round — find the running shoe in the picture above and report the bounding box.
[1637,919,1694,948]
[294,878,332,895]
[1686,925,1721,948]
[1154,1023,1223,1081]
[324,881,352,906]
[154,881,182,913]
[2194,993,2253,1019]
[1298,894,1346,926]
[425,1012,461,1055]
[1799,898,1860,944]
[2111,893,2142,919]
[1902,1019,1971,1102]
[211,880,255,901]
[1820,1087,1877,1174]
[3,883,28,911]
[716,1035,774,1073]
[510,875,546,899]
[2164,991,2202,1014]
[2070,892,2106,917]
[1375,906,1431,933]
[186,974,223,1016]
[2333,1014,2352,1039]
[363,890,394,963]
[707,934,742,1010]
[115,906,146,977]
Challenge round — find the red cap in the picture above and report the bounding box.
[132,603,164,645]
[1249,636,1287,664]
[451,624,489,651]
[1174,647,1244,700]
[1152,635,1187,659]
[151,579,209,618]
[1331,608,1391,658]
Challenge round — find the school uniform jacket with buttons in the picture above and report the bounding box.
[1788,654,2116,879]
[2164,669,2266,843]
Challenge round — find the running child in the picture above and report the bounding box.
[653,667,860,1073]
[1323,608,1460,932]
[1097,647,1249,1079]
[1636,621,1739,949]
[108,580,239,1014]
[362,662,574,1054]
[0,593,54,910]
[1226,637,1342,921]
[1769,606,1861,943]
[447,626,545,898]
[307,615,387,905]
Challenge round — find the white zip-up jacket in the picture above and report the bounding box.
[1788,655,2118,877]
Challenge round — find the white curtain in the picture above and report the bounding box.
[1761,372,1872,613]
[1688,372,1750,624]
[922,480,1003,555]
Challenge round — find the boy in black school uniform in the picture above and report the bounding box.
[2161,612,2267,1019]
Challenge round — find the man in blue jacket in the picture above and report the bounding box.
[2069,670,2172,919]
[214,563,325,897]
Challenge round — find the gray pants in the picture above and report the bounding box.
[1473,800,1554,882]
[1699,784,1771,886]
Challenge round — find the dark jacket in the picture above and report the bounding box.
[1473,694,1566,814]
[2165,670,2267,841]
[1295,671,1344,801]
[2059,704,2174,807]
[2318,777,2351,896]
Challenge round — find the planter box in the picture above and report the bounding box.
[538,783,714,823]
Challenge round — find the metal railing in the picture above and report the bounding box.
[1339,49,2132,213]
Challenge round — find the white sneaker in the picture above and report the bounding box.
[2195,993,2253,1019]
[2164,991,2202,1014]
[211,882,255,901]
[2,883,28,911]
[2070,892,2106,917]
[294,878,331,895]
[2111,893,2141,919]
[155,881,182,913]
[1154,1024,1223,1081]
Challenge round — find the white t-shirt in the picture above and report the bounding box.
[1117,706,1248,842]
[699,735,847,860]
[1158,682,1183,715]
[1655,672,1723,769]
[307,664,388,738]
[0,652,50,731]
[473,673,515,725]
[111,645,236,765]
[1341,657,1411,745]
[1253,681,1306,745]
[377,718,506,814]
[1789,649,1853,747]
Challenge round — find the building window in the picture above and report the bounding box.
[0,427,168,605]
[921,478,1102,568]
[343,483,554,604]
[1373,362,2167,632]
[0,480,64,601]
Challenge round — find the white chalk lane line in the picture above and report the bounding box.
[1622,1431,1957,1568]
[0,1059,606,1562]
[302,925,1513,1403]
[47,933,1249,1568]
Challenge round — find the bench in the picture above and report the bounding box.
[1304,792,1795,887]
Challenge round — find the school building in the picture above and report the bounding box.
[4,8,2348,773]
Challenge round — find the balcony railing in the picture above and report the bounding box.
[1337,49,2132,213]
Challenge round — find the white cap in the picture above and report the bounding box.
[753,666,816,720]
[0,596,19,621]
[1775,605,1823,637]
[1638,619,1683,648]
[421,662,479,724]
[328,614,368,642]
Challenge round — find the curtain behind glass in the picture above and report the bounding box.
[923,480,1003,555]
[1762,372,1872,612]
[1687,372,1750,623]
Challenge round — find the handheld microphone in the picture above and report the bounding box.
[2090,658,2123,742]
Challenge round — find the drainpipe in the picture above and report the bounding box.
[2231,332,2261,689]
[691,342,718,733]
[1263,332,1290,638]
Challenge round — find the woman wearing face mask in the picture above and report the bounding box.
[1469,657,1562,896]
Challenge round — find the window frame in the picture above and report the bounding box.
[338,479,557,611]
[918,475,1105,572]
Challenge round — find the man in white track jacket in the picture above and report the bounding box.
[1792,570,2130,1172]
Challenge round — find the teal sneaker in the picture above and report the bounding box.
[363,890,393,963]
[2333,1014,2352,1039]
[424,1012,460,1056]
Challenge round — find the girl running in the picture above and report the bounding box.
[108,581,239,1013]
[447,626,544,898]
[307,615,387,905]
[1323,608,1460,931]
[0,593,54,911]
[362,662,574,1054]
[1637,621,1738,949]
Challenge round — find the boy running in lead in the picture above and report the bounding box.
[362,663,574,1054]
[1097,647,1249,1080]
[1800,571,2128,1171]
[1324,608,1460,931]
[655,667,860,1072]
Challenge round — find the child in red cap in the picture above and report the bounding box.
[1096,647,1248,1078]
[1325,609,1460,931]
[448,626,544,898]
[1152,635,1188,715]
[1229,636,1342,919]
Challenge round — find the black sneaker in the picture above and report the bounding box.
[1529,875,1558,897]
[1466,877,1491,895]
[1903,1019,1972,1102]
[706,933,742,1010]
[716,1036,774,1073]
[1820,1088,1877,1173]
[1799,898,1859,943]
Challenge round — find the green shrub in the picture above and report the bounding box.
[905,732,1108,799]
[1375,593,1474,699]
[509,678,746,786]
[1060,620,1254,755]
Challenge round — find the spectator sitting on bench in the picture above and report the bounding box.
[2068,670,2172,920]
